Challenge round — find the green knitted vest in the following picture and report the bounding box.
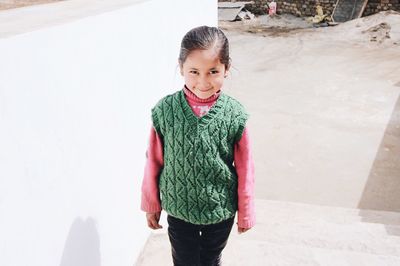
[151,90,248,225]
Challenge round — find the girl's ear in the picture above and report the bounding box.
[178,60,184,76]
[224,67,229,78]
[225,64,231,78]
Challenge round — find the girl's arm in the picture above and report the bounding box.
[235,127,256,229]
[140,126,164,213]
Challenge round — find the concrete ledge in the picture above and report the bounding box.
[0,0,149,38]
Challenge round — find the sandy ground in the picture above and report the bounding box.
[219,11,400,208]
[220,12,400,44]
[0,0,64,10]
[220,13,314,37]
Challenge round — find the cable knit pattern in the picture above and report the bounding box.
[151,90,248,224]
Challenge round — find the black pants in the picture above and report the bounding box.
[167,215,235,266]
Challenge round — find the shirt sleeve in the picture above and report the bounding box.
[235,127,256,228]
[140,126,164,213]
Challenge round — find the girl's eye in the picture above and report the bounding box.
[210,70,219,74]
[189,70,199,75]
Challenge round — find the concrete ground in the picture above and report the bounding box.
[136,199,400,265]
[136,11,400,266]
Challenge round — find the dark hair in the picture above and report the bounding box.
[178,26,231,69]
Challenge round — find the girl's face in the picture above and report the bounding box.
[180,48,228,99]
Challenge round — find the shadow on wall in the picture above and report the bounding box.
[357,90,400,237]
[60,217,101,266]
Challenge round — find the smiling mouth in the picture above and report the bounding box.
[196,87,213,92]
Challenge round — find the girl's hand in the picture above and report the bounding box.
[146,212,163,230]
[238,226,250,234]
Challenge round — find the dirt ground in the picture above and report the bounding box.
[0,0,63,10]
[218,10,400,205]
[219,13,313,37]
[219,11,400,44]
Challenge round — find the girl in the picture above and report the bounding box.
[141,26,255,266]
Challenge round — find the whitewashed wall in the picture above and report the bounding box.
[0,0,217,265]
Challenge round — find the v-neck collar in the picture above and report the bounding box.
[179,89,226,127]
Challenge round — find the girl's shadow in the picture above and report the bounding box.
[60,217,101,266]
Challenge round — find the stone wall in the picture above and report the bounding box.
[364,0,400,16]
[274,0,337,16]
[219,0,400,17]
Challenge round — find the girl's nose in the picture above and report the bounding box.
[199,77,211,88]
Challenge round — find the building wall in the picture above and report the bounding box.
[364,0,400,15]
[0,1,216,265]
[219,0,400,17]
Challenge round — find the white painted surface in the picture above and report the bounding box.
[0,0,217,265]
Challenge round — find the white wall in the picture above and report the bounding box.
[0,1,217,265]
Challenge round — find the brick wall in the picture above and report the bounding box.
[218,0,400,17]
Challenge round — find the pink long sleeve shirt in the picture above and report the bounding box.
[141,87,256,228]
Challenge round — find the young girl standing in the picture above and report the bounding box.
[141,26,255,266]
